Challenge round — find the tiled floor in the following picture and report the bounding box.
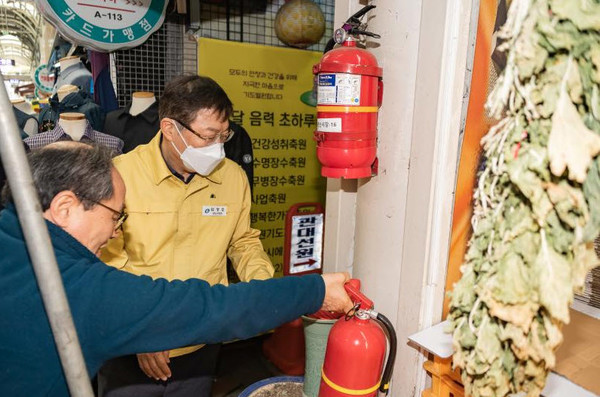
[212,335,283,397]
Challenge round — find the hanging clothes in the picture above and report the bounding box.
[89,51,119,113]
[24,119,123,155]
[103,101,160,153]
[13,107,38,138]
[54,62,93,95]
[38,91,105,133]
[94,67,119,113]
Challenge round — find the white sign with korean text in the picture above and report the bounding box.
[317,118,342,132]
[289,213,323,274]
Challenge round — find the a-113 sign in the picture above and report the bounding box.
[35,0,168,52]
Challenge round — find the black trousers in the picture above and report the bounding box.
[97,345,221,397]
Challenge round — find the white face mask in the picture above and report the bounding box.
[170,123,225,176]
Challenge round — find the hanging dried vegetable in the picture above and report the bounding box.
[448,0,600,396]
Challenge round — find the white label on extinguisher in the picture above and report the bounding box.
[317,118,342,132]
[318,73,361,105]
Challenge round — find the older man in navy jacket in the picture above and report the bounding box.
[0,141,351,397]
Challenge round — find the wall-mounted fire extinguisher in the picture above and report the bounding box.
[313,5,383,179]
[318,279,397,396]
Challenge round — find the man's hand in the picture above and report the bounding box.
[137,351,171,381]
[321,272,354,313]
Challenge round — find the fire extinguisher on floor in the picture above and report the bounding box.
[313,5,383,179]
[318,279,397,396]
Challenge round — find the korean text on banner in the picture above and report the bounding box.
[198,38,326,277]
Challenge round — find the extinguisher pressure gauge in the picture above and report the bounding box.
[334,28,348,44]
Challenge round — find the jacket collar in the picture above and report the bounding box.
[48,120,97,143]
[117,101,159,124]
[50,91,91,110]
[144,133,224,186]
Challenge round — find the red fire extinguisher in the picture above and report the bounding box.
[313,6,383,179]
[319,279,397,396]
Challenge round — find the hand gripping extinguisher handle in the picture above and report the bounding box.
[344,279,374,310]
[372,311,397,395]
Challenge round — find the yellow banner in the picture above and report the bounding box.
[198,38,326,277]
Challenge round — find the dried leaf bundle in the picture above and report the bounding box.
[448,1,600,396]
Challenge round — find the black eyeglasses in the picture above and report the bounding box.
[174,119,235,144]
[77,195,128,230]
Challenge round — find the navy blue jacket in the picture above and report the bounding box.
[38,91,105,133]
[0,206,324,396]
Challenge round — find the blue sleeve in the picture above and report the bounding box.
[71,263,324,363]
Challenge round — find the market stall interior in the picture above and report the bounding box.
[0,0,599,396]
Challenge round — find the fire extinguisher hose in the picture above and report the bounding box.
[376,313,397,394]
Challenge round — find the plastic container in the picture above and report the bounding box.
[301,316,337,397]
[239,375,304,397]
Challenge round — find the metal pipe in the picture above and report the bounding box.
[0,74,93,396]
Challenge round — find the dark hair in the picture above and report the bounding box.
[159,75,233,125]
[2,143,115,211]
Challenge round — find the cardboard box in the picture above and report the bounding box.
[554,309,600,395]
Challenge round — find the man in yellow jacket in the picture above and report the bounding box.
[98,75,274,397]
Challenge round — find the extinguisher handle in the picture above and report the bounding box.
[346,4,376,24]
[350,29,381,39]
[375,312,397,395]
[344,279,374,310]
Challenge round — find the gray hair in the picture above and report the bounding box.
[2,142,115,211]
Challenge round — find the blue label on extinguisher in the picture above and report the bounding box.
[318,74,336,86]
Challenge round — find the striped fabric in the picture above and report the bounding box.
[24,121,123,155]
